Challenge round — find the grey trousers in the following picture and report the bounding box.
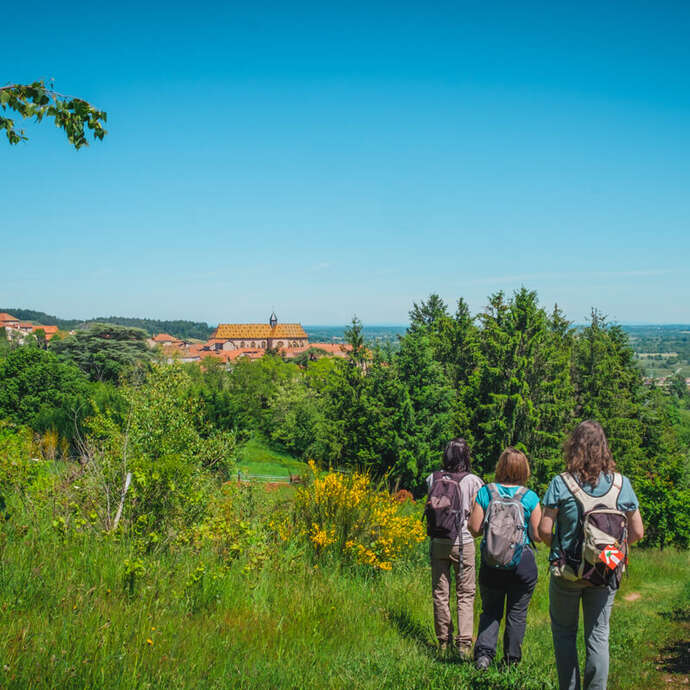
[474,580,536,662]
[549,575,616,690]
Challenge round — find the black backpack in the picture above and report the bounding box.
[424,470,469,542]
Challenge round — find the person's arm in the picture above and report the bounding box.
[627,509,644,544]
[539,506,558,546]
[468,501,484,538]
[529,503,542,543]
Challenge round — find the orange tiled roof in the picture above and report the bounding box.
[282,342,352,359]
[186,343,210,356]
[211,323,307,340]
[31,325,58,334]
[0,313,18,322]
[152,333,181,342]
[308,342,352,353]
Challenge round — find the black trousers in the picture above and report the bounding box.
[474,551,537,663]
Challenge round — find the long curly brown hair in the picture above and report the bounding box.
[564,420,615,486]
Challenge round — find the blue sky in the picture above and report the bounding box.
[3,1,689,325]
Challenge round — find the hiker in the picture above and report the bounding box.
[539,420,645,690]
[467,447,542,670]
[425,438,483,657]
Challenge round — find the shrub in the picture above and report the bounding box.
[294,462,425,571]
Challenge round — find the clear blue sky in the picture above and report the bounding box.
[3,1,689,325]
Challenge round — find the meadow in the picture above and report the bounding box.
[1,478,687,690]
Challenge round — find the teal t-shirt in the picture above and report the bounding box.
[475,483,540,546]
[542,472,639,562]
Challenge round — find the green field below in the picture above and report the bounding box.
[236,437,309,478]
[0,484,687,689]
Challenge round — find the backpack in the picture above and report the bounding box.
[481,484,528,569]
[560,472,628,588]
[424,471,469,542]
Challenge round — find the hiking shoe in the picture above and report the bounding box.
[475,656,491,671]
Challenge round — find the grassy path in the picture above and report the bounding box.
[0,507,687,689]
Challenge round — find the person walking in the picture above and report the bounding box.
[425,438,483,657]
[539,420,645,690]
[468,447,542,670]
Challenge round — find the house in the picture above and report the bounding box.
[210,313,308,351]
[282,342,352,360]
[0,313,20,330]
[149,333,184,348]
[31,325,59,341]
[0,313,59,341]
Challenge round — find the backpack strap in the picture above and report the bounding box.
[487,483,499,501]
[513,486,528,501]
[561,471,623,512]
[560,472,600,513]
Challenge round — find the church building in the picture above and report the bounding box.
[210,313,308,351]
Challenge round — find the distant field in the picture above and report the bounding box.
[236,437,308,478]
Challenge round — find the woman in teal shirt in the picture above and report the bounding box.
[539,421,644,690]
[468,447,542,670]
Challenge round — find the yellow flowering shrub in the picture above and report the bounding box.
[294,461,425,571]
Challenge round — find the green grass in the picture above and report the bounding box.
[0,488,688,689]
[236,437,309,478]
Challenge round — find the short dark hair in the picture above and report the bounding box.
[443,438,472,473]
[495,447,530,484]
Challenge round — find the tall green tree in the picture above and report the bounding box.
[50,323,151,383]
[395,328,455,483]
[0,347,92,441]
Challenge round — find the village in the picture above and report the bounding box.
[0,310,351,365]
[148,312,352,364]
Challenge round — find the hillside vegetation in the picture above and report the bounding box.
[0,288,688,688]
[0,475,687,689]
[1,308,215,340]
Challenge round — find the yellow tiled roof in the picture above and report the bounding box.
[212,323,308,340]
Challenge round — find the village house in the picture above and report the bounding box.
[0,312,59,341]
[148,332,185,348]
[0,313,20,330]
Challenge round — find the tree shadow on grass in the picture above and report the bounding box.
[659,605,690,623]
[385,607,464,665]
[656,639,690,676]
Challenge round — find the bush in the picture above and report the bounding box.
[294,462,425,571]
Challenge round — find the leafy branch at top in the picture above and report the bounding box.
[0,80,107,149]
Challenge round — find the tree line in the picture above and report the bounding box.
[0,288,688,548]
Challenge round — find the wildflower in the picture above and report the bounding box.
[146,638,154,646]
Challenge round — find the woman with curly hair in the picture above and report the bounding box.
[539,421,644,690]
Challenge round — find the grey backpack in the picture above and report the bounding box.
[481,484,528,569]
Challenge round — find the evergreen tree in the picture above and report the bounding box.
[395,328,455,485]
[50,323,151,383]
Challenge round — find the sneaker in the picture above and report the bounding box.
[475,655,491,671]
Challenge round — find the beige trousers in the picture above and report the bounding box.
[430,538,476,647]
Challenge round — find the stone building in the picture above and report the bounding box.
[210,312,308,351]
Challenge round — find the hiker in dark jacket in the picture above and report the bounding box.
[426,438,483,657]
[539,420,644,690]
[468,447,542,670]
